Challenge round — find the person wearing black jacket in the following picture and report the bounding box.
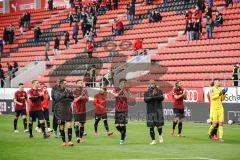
[113,0,118,10]
[34,27,42,43]
[186,20,194,41]
[19,16,24,35]
[232,64,239,86]
[0,64,5,88]
[3,27,8,43]
[51,79,74,146]
[193,20,201,40]
[68,11,74,27]
[26,12,31,30]
[53,36,60,54]
[48,0,53,10]
[64,31,70,49]
[144,80,165,145]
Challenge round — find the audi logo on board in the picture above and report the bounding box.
[184,90,199,102]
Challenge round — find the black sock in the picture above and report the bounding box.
[157,127,162,136]
[60,129,66,142]
[94,118,100,132]
[80,127,84,138]
[46,120,50,128]
[74,125,80,138]
[121,126,126,141]
[40,123,46,134]
[172,121,177,130]
[150,127,155,140]
[116,126,121,133]
[103,120,109,132]
[53,116,58,131]
[37,120,40,128]
[211,124,219,137]
[178,122,183,134]
[29,123,33,136]
[23,118,27,130]
[14,118,18,130]
[68,128,72,142]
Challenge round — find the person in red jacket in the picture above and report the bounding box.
[87,40,94,58]
[115,19,123,35]
[73,80,89,143]
[93,87,113,136]
[41,84,53,133]
[13,83,28,133]
[133,38,143,56]
[171,80,186,137]
[194,8,202,22]
[28,80,50,139]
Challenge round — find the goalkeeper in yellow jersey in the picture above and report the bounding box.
[208,78,228,142]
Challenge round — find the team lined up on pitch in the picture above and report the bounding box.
[13,78,227,146]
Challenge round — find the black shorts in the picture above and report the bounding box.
[74,113,86,124]
[173,108,185,118]
[147,111,164,127]
[95,113,107,120]
[15,109,27,117]
[115,111,128,125]
[43,108,49,120]
[29,110,44,122]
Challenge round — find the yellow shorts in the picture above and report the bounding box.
[211,108,224,123]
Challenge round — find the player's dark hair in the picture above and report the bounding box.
[31,80,38,84]
[209,81,214,87]
[119,78,127,83]
[213,78,220,82]
[18,83,23,86]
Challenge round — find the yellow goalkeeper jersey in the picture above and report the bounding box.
[210,87,224,110]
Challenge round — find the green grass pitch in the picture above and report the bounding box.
[0,115,240,160]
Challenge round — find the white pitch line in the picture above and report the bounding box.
[111,157,219,160]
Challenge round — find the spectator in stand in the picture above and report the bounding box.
[127,3,135,22]
[206,16,213,39]
[7,63,13,80]
[208,0,213,8]
[81,19,87,38]
[0,64,5,88]
[148,11,155,23]
[183,10,192,35]
[48,0,53,10]
[194,7,202,22]
[45,41,50,61]
[90,65,96,87]
[115,19,124,35]
[53,36,60,55]
[205,7,212,18]
[84,30,94,42]
[68,11,74,27]
[106,0,112,10]
[154,11,161,22]
[34,26,42,44]
[197,0,205,13]
[193,19,201,40]
[186,20,194,41]
[64,31,70,49]
[232,64,239,86]
[113,0,118,10]
[84,68,91,87]
[87,40,94,58]
[12,61,18,78]
[133,38,143,56]
[0,38,4,57]
[225,0,233,7]
[19,16,24,35]
[73,22,79,44]
[9,24,15,44]
[69,0,74,8]
[3,27,8,44]
[146,0,153,5]
[214,11,224,27]
[99,0,107,13]
[26,11,31,30]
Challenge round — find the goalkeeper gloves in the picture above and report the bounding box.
[220,87,228,96]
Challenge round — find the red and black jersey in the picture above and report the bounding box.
[28,89,43,111]
[14,90,27,111]
[41,90,50,109]
[172,87,185,109]
[93,92,107,115]
[114,87,129,112]
[73,88,89,114]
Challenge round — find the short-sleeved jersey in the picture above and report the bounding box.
[172,87,185,109]
[41,90,50,109]
[28,89,43,111]
[114,87,129,112]
[210,87,224,110]
[93,92,107,115]
[14,90,27,111]
[73,88,89,114]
